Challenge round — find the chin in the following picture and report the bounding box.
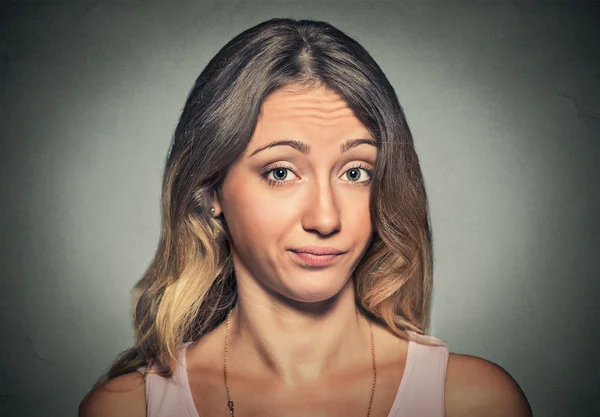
[280,273,352,305]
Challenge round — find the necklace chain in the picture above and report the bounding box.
[223,309,377,417]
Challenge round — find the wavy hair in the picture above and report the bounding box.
[92,17,434,387]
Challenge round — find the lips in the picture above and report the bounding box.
[289,246,346,267]
[291,246,345,256]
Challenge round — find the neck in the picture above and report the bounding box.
[227,279,372,388]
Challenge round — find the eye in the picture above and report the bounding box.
[342,165,372,184]
[260,164,372,187]
[260,166,299,186]
[271,167,291,181]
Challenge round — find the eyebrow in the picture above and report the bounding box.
[249,138,378,157]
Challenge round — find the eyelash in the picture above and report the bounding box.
[259,164,373,187]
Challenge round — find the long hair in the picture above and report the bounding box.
[92,17,434,387]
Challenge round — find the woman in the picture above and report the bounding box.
[80,18,532,417]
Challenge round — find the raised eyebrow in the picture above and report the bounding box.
[249,138,378,157]
[249,140,309,157]
[339,138,379,153]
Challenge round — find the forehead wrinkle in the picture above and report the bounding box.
[262,90,352,113]
[258,87,367,130]
[265,94,347,106]
[264,105,358,124]
[280,95,349,110]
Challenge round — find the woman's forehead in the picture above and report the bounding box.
[245,88,376,159]
[257,86,369,131]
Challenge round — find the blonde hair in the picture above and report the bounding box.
[88,17,435,391]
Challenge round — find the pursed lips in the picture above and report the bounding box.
[290,246,346,256]
[288,246,347,267]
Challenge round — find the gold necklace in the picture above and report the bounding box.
[223,309,377,417]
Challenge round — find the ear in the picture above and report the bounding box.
[211,190,223,217]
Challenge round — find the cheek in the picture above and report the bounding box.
[225,199,263,246]
[222,179,296,245]
[342,190,372,232]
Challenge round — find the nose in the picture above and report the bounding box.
[301,178,342,236]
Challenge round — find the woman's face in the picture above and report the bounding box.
[215,85,377,304]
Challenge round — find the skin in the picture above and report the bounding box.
[211,83,379,385]
[190,84,405,416]
[79,85,532,417]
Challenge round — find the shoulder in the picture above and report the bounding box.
[444,352,532,417]
[78,371,146,417]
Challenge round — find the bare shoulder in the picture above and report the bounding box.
[78,371,146,417]
[444,352,532,417]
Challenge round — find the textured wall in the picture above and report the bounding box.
[1,1,598,416]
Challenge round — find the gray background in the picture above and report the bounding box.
[1,1,598,416]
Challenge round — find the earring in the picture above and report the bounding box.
[210,207,216,216]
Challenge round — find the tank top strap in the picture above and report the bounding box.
[387,331,449,417]
[145,342,196,417]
